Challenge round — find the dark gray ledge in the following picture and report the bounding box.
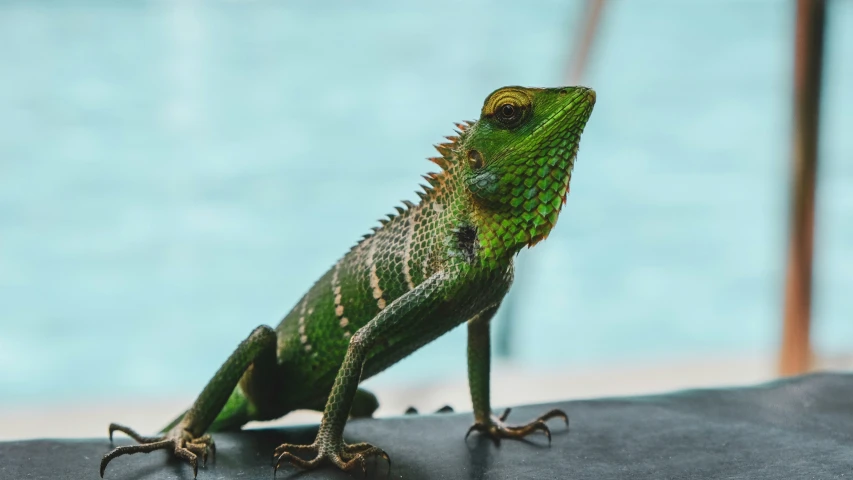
[2,372,852,480]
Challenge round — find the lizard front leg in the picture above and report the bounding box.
[273,271,457,475]
[101,325,277,478]
[465,307,568,444]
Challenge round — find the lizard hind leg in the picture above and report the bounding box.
[100,325,277,478]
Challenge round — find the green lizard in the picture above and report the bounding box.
[100,85,596,477]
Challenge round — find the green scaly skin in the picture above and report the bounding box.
[100,85,596,477]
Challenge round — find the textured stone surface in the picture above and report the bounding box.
[2,373,851,480]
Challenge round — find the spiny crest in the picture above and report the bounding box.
[427,156,449,170]
[422,172,442,188]
[412,120,473,211]
[433,142,452,158]
[349,122,471,251]
[431,120,473,168]
[456,120,475,130]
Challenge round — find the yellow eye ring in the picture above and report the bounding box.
[482,87,531,128]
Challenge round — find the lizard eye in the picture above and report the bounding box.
[468,150,484,170]
[495,103,522,127]
[482,87,532,129]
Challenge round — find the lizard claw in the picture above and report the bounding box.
[273,441,390,476]
[465,408,569,446]
[101,423,215,478]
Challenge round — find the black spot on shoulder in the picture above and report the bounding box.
[455,224,478,263]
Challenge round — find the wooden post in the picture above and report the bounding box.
[567,0,606,84]
[779,0,826,377]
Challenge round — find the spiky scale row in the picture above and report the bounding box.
[434,144,452,157]
[354,126,473,254]
[428,157,450,170]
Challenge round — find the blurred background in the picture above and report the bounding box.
[0,0,851,439]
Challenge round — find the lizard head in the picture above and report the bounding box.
[460,86,596,260]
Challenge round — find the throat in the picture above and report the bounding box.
[475,209,556,267]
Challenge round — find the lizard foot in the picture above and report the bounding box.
[273,440,390,476]
[100,423,215,478]
[465,407,569,446]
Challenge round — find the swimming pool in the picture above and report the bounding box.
[0,0,851,405]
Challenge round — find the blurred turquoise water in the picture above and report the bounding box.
[0,1,851,405]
